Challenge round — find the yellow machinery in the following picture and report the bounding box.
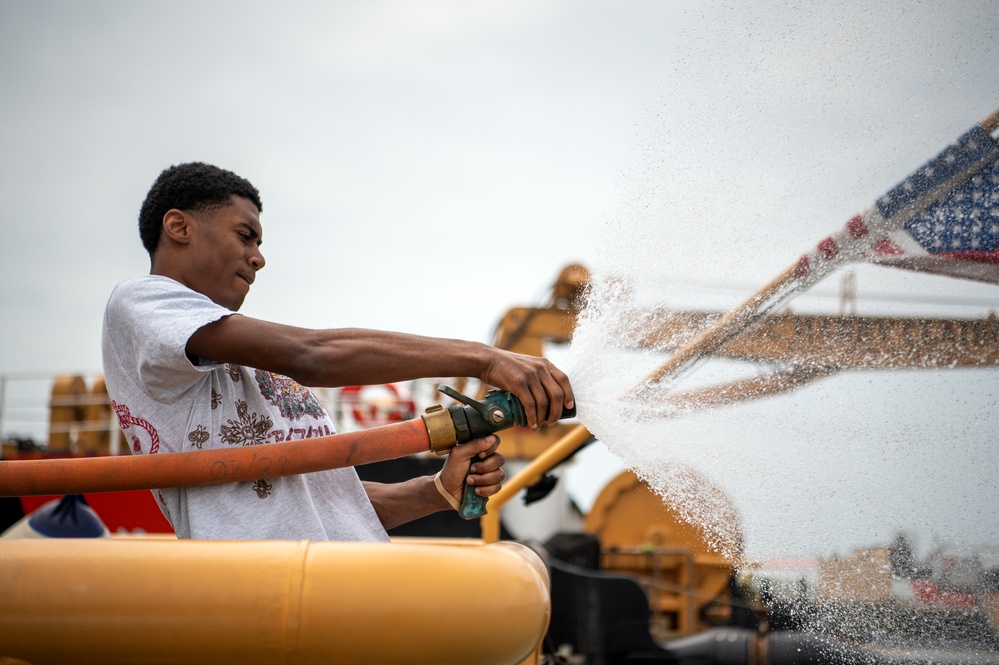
[477,263,999,641]
[584,469,738,638]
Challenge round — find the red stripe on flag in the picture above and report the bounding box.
[938,248,999,263]
[873,237,904,256]
[847,215,868,239]
[818,237,839,260]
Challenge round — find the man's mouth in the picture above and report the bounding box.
[238,273,254,287]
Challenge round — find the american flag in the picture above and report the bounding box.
[631,114,999,393]
[796,123,999,285]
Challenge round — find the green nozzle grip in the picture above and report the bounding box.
[459,482,487,520]
[440,386,576,520]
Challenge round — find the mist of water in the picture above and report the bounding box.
[564,242,999,657]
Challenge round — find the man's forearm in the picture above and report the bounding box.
[362,477,455,531]
[188,316,492,388]
[293,328,493,388]
[187,315,573,429]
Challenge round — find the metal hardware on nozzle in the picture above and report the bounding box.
[421,386,577,520]
[437,385,526,434]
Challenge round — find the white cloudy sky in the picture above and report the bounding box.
[1,1,997,369]
[1,1,997,558]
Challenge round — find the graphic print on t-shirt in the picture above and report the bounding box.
[187,425,210,449]
[254,370,326,421]
[219,400,274,446]
[112,400,161,454]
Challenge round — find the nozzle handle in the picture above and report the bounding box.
[459,482,487,520]
[435,386,577,520]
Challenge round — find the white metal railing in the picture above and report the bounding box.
[0,372,446,460]
[0,371,106,458]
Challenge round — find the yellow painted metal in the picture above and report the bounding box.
[628,310,999,369]
[491,422,580,460]
[492,306,577,357]
[47,374,87,452]
[78,375,123,455]
[584,470,741,637]
[480,424,593,544]
[0,538,550,665]
[490,263,586,358]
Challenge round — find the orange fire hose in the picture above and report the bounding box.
[0,419,432,497]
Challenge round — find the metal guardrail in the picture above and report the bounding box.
[0,373,440,459]
[1,373,81,450]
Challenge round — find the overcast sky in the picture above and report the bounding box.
[1,1,997,559]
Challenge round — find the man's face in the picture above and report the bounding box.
[185,195,265,311]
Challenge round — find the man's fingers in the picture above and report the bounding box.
[466,466,506,497]
[440,436,498,489]
[519,370,556,429]
[468,449,504,476]
[433,434,506,509]
[544,363,574,426]
[482,349,575,429]
[530,363,573,427]
[531,359,573,428]
[540,375,564,426]
[452,435,499,461]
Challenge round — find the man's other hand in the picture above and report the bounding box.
[438,434,505,509]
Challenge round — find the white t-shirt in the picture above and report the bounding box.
[101,275,389,542]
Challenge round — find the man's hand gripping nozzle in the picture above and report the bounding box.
[420,386,577,519]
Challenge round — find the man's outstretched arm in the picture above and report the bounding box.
[186,315,574,429]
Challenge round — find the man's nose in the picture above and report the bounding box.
[249,248,266,271]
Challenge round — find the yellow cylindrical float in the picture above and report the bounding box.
[47,374,87,453]
[77,376,124,456]
[0,539,549,665]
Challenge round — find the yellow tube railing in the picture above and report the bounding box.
[481,424,593,543]
[0,538,549,665]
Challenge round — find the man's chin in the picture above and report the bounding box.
[215,291,246,312]
[229,283,251,311]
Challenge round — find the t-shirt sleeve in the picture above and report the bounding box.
[103,277,234,403]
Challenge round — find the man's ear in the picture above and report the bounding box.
[161,209,194,245]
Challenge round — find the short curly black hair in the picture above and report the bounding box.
[138,162,263,255]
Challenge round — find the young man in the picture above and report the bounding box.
[102,162,574,541]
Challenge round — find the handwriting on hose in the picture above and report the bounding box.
[210,452,289,481]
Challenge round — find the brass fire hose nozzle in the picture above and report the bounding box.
[421,387,577,458]
[421,404,459,455]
